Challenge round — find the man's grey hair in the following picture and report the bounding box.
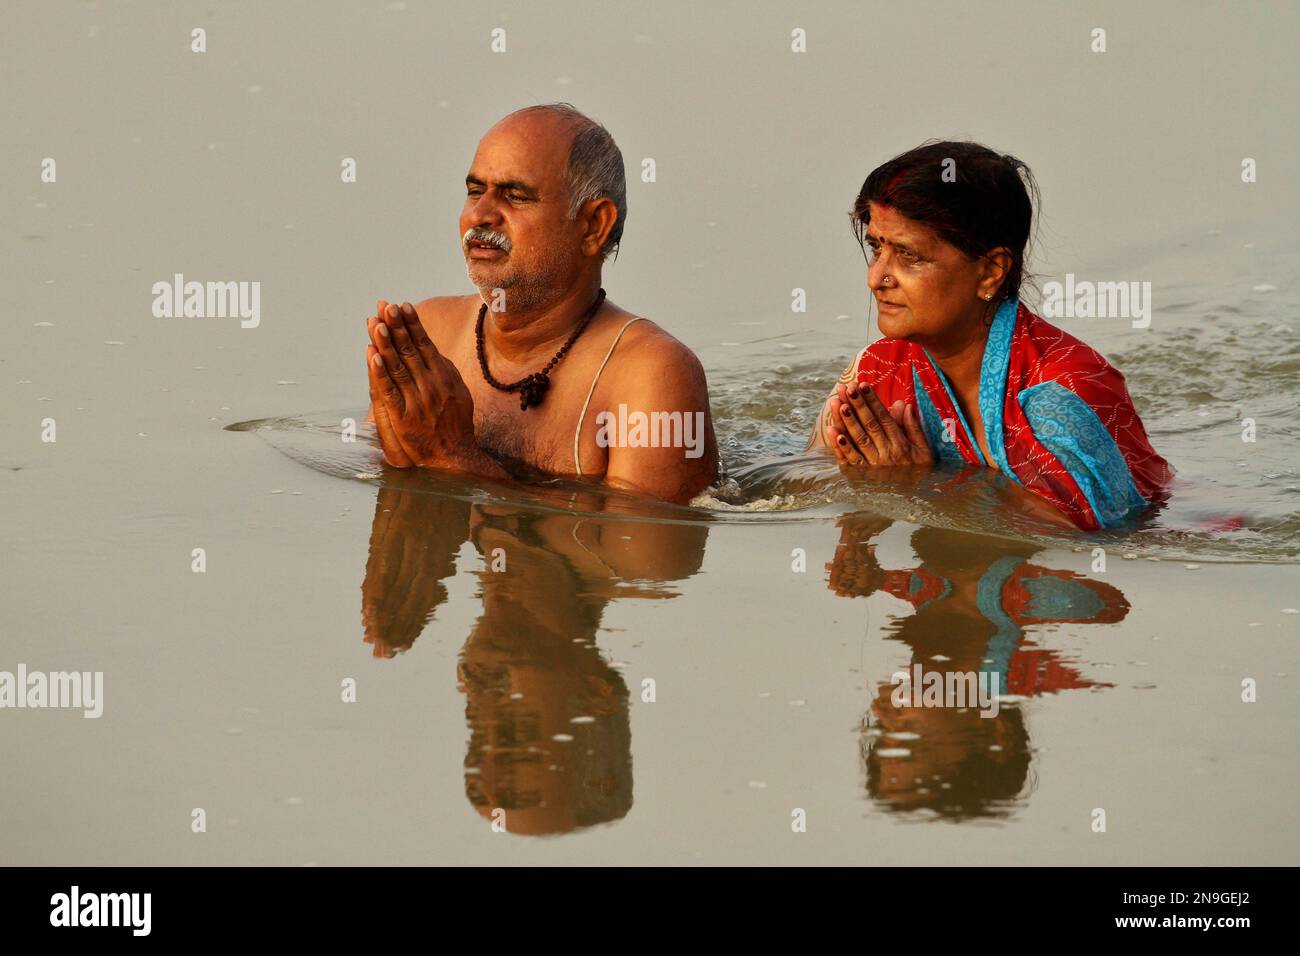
[510,103,627,260]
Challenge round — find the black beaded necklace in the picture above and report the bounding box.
[476,288,606,411]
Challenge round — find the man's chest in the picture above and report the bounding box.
[453,348,601,476]
[471,394,575,474]
[429,310,618,478]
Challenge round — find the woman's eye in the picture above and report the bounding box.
[899,250,919,263]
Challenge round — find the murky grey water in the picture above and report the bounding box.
[2,0,1296,863]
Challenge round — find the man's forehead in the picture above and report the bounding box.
[469,113,576,186]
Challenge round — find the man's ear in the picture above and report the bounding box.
[579,197,619,258]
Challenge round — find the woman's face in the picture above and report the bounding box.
[861,202,1003,351]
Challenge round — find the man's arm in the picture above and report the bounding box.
[601,336,718,505]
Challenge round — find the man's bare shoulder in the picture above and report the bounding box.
[603,316,708,393]
[413,294,480,349]
[414,294,480,322]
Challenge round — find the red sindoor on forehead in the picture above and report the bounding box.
[881,171,906,203]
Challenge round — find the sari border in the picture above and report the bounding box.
[978,297,1021,484]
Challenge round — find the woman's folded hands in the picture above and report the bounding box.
[827,382,934,468]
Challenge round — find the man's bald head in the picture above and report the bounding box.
[490,103,626,259]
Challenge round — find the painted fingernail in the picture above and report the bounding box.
[841,405,852,416]
[837,435,847,445]
[848,386,858,398]
[377,322,389,338]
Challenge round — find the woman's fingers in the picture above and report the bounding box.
[829,424,866,466]
[839,384,890,460]
[837,382,938,466]
[857,385,909,458]
[825,378,937,469]
[834,398,877,464]
[901,402,934,463]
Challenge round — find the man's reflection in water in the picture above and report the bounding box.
[359,477,708,835]
[360,477,471,659]
[827,513,1129,820]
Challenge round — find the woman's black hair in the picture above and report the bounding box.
[851,140,1040,306]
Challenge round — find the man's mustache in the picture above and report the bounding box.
[462,227,512,253]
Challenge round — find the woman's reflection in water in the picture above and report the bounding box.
[358,475,708,836]
[826,513,1129,821]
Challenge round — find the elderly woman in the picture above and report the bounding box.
[809,141,1174,531]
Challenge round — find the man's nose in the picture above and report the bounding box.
[468,191,504,227]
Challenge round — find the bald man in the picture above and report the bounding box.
[365,103,718,506]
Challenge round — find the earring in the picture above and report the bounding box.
[983,292,993,301]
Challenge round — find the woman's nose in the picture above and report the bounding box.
[866,253,890,290]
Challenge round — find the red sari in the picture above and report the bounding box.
[846,298,1174,531]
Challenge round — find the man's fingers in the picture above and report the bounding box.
[367,346,415,466]
[372,300,390,343]
[399,302,440,365]
[386,302,429,373]
[368,344,405,413]
[374,306,416,390]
